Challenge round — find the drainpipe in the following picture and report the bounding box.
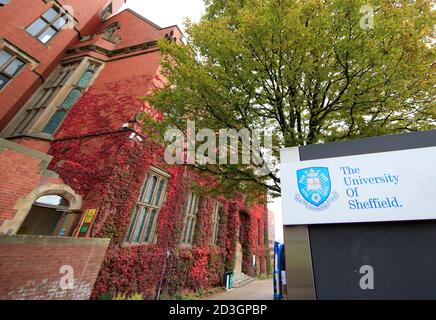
[156,249,171,300]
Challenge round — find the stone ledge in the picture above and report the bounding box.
[0,137,52,162]
[0,234,111,246]
[0,137,59,179]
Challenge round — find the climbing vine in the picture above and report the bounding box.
[47,79,269,300]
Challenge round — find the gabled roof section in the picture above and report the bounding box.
[65,7,184,59]
[109,8,184,37]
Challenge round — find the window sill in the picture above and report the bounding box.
[121,242,154,248]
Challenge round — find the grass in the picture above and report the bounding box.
[171,287,226,300]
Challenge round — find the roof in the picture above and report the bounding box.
[110,8,184,37]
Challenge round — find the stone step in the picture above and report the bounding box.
[233,275,250,282]
[233,277,254,288]
[232,272,254,288]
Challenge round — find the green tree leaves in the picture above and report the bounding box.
[145,0,435,195]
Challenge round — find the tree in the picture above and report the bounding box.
[144,0,435,196]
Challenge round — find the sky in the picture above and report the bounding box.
[120,0,284,242]
[120,0,205,32]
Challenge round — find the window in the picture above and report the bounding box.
[0,49,25,89]
[42,63,99,134]
[26,7,68,44]
[0,0,11,6]
[101,3,112,21]
[35,195,69,207]
[6,62,78,136]
[17,195,69,236]
[181,191,200,245]
[125,168,169,244]
[210,201,221,245]
[4,59,100,137]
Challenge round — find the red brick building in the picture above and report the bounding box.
[0,0,269,299]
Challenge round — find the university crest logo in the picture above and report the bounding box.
[294,167,338,211]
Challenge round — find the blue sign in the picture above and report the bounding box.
[297,167,331,207]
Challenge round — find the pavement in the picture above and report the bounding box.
[207,279,273,300]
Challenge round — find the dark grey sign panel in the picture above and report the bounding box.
[309,221,436,299]
[299,130,436,161]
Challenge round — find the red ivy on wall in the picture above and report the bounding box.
[47,78,269,299]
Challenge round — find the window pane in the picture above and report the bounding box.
[0,50,12,68]
[35,195,68,207]
[132,207,147,242]
[192,195,199,215]
[138,174,149,201]
[102,4,112,19]
[0,0,11,6]
[153,180,165,206]
[61,89,81,109]
[42,110,66,134]
[125,206,139,241]
[187,192,194,215]
[183,218,191,243]
[0,74,9,89]
[42,8,59,22]
[214,203,221,221]
[188,217,196,243]
[4,58,25,77]
[142,209,157,243]
[38,27,56,44]
[144,176,157,204]
[53,16,67,30]
[215,224,219,244]
[26,19,47,36]
[76,70,94,88]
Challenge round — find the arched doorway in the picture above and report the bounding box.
[234,210,251,274]
[17,195,72,236]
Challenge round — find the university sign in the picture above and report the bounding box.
[281,146,436,225]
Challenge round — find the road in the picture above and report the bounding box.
[207,279,273,300]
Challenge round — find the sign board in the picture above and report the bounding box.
[280,146,436,225]
[76,208,97,237]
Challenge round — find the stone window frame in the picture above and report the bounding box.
[101,22,121,43]
[124,167,170,245]
[25,3,71,45]
[210,201,222,246]
[0,50,25,90]
[0,183,82,236]
[2,57,104,138]
[181,191,200,245]
[0,39,39,92]
[101,2,113,21]
[41,62,100,134]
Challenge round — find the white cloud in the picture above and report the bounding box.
[120,0,205,32]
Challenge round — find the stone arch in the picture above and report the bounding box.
[102,22,121,42]
[0,183,82,235]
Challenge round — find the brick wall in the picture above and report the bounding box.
[0,235,110,300]
[0,0,112,131]
[0,138,62,228]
